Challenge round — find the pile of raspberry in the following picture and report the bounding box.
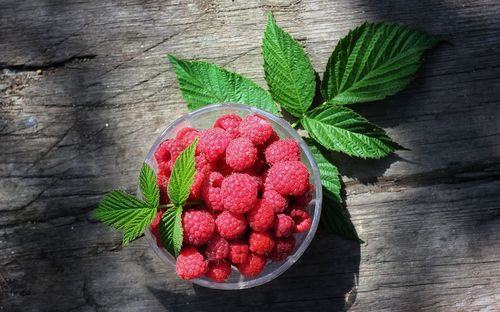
[150,113,313,282]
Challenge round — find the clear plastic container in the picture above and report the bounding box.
[143,103,322,290]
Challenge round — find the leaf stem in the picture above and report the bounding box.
[158,200,204,210]
[291,118,302,128]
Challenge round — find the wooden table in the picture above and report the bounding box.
[1,1,499,311]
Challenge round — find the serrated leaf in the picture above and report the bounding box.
[262,12,316,117]
[139,162,159,208]
[159,206,183,257]
[168,139,198,206]
[94,190,157,245]
[302,105,403,159]
[168,54,281,116]
[321,22,439,105]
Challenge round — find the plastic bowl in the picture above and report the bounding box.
[143,103,322,290]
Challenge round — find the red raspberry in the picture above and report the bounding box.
[247,200,275,232]
[214,114,242,138]
[206,260,232,283]
[269,236,296,261]
[195,153,213,175]
[176,246,208,280]
[266,161,310,196]
[264,139,301,165]
[289,207,312,233]
[176,127,200,148]
[274,214,294,238]
[157,169,170,205]
[228,241,249,264]
[292,183,314,206]
[221,173,258,214]
[189,154,212,200]
[238,114,273,145]
[154,139,184,168]
[225,138,257,171]
[236,253,266,277]
[248,232,275,255]
[262,189,288,213]
[202,172,224,211]
[205,234,229,261]
[182,210,215,246]
[197,128,231,162]
[215,211,247,241]
[150,210,165,246]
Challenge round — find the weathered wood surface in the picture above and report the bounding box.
[1,0,499,311]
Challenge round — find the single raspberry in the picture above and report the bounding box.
[176,127,200,148]
[221,173,258,214]
[202,172,225,211]
[238,114,273,145]
[248,232,275,255]
[262,189,288,213]
[266,161,310,196]
[157,169,170,205]
[197,128,231,162]
[274,214,294,238]
[205,234,229,261]
[241,168,264,192]
[228,241,249,264]
[154,139,184,168]
[247,200,275,232]
[269,236,296,261]
[225,137,257,171]
[176,246,208,280]
[215,211,247,241]
[236,252,266,277]
[289,207,312,233]
[195,153,213,175]
[264,139,300,165]
[206,260,231,283]
[292,183,314,206]
[214,114,242,138]
[182,210,215,246]
[150,210,165,246]
[189,154,212,200]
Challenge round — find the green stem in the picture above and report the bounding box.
[158,200,204,210]
[291,118,302,128]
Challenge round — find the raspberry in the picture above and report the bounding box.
[157,169,170,204]
[264,139,300,165]
[292,183,314,206]
[195,153,213,175]
[202,172,224,211]
[176,127,200,148]
[269,237,295,261]
[266,161,310,196]
[274,214,294,238]
[189,154,212,200]
[236,253,266,277]
[239,114,273,145]
[176,246,208,280]
[225,138,257,171]
[215,211,247,241]
[262,189,288,213]
[214,114,242,138]
[228,241,249,264]
[289,207,312,233]
[221,173,258,214]
[150,210,165,246]
[248,232,275,255]
[247,200,275,232]
[154,139,184,168]
[182,210,215,246]
[197,128,231,162]
[206,260,231,282]
[205,234,229,261]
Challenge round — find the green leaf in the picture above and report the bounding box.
[168,54,281,116]
[139,162,160,207]
[262,12,316,117]
[159,206,183,257]
[168,138,198,206]
[306,140,341,204]
[321,22,439,105]
[94,190,157,245]
[302,105,403,159]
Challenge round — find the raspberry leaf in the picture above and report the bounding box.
[302,105,403,159]
[262,12,315,117]
[168,54,281,116]
[306,140,341,204]
[139,162,160,208]
[94,190,157,245]
[321,22,439,105]
[168,138,198,206]
[159,205,183,258]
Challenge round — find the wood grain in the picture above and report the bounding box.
[1,0,499,311]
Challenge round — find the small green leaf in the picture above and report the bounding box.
[302,105,403,159]
[168,54,281,116]
[94,190,157,245]
[139,162,160,207]
[168,139,198,206]
[306,140,341,204]
[159,205,183,257]
[262,12,316,117]
[321,22,439,105]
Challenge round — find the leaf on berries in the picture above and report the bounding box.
[139,162,160,207]
[168,138,198,206]
[168,54,281,116]
[306,140,341,204]
[321,22,440,105]
[159,205,183,257]
[262,12,315,117]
